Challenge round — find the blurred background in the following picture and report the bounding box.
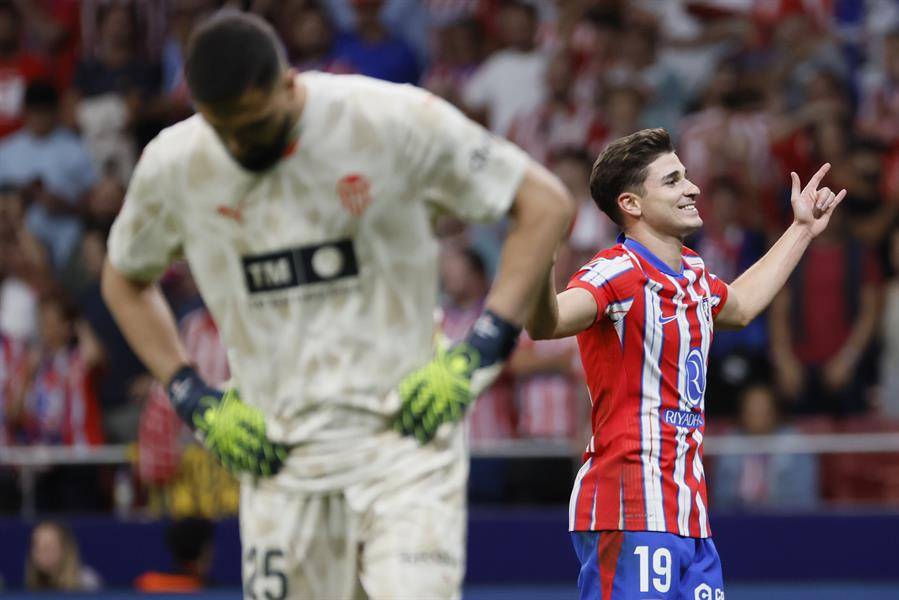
[0,0,899,598]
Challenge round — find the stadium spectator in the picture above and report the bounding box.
[587,83,646,156]
[157,0,218,126]
[0,184,51,342]
[282,1,354,75]
[0,1,49,139]
[70,2,162,182]
[769,210,883,415]
[712,383,820,510]
[857,27,899,146]
[550,147,617,265]
[440,243,516,444]
[463,0,547,136]
[134,517,215,592]
[24,520,101,592]
[693,178,769,415]
[421,18,483,108]
[604,21,687,136]
[332,0,420,83]
[72,226,147,443]
[507,50,596,165]
[0,81,97,272]
[8,294,103,446]
[13,0,81,87]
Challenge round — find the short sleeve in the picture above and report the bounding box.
[566,254,637,325]
[400,86,529,222]
[707,272,729,318]
[107,138,182,282]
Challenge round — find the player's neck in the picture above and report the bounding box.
[623,227,683,272]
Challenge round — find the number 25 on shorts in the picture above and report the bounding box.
[244,547,287,600]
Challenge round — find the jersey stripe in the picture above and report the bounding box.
[569,457,593,529]
[666,275,694,536]
[640,279,666,532]
[580,255,633,289]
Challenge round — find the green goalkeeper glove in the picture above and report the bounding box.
[167,366,287,477]
[394,309,520,444]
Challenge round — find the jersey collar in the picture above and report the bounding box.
[618,233,684,277]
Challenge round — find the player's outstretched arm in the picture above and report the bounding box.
[394,163,575,443]
[102,260,286,477]
[715,163,846,328]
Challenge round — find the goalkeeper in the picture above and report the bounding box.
[102,10,573,600]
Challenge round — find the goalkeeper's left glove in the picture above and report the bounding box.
[394,309,520,444]
[167,366,288,477]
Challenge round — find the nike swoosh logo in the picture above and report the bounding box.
[658,314,678,324]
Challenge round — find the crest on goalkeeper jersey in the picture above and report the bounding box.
[337,173,373,216]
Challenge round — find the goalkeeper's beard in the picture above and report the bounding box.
[232,116,295,173]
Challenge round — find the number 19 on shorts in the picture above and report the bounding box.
[634,545,672,594]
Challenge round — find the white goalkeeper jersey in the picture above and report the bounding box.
[108,73,528,490]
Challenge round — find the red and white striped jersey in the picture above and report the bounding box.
[567,236,729,538]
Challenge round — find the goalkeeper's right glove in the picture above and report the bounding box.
[394,309,521,444]
[167,366,287,477]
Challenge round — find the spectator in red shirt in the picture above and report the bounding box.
[0,1,49,139]
[770,210,884,415]
[439,243,516,444]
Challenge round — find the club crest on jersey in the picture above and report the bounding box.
[242,238,359,294]
[684,347,706,407]
[337,173,373,216]
[700,296,713,323]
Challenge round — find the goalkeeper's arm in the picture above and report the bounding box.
[102,261,286,476]
[395,162,574,442]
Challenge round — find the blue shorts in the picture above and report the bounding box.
[571,531,724,599]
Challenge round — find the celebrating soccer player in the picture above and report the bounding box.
[101,10,574,600]
[526,128,845,599]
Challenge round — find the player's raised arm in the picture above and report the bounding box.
[715,163,846,328]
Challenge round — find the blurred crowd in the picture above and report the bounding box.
[1,0,899,514]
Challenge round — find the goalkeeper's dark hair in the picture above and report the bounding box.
[185,9,286,105]
[589,128,674,226]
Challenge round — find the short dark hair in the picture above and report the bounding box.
[185,10,286,105]
[589,128,674,226]
[24,81,59,111]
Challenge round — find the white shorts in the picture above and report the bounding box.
[239,429,467,600]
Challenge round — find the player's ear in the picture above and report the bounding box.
[282,68,297,94]
[618,192,641,220]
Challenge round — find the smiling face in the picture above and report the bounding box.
[621,152,702,239]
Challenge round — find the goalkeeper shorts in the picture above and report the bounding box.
[239,438,467,600]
